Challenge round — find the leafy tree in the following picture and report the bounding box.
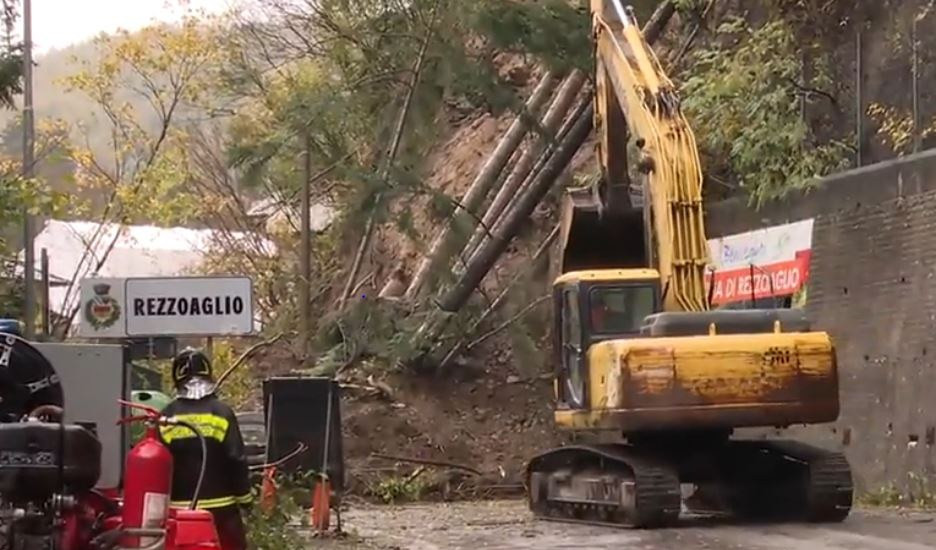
[49,17,227,331]
[225,0,590,226]
[680,16,852,207]
[0,122,69,319]
[0,0,22,108]
[217,0,591,360]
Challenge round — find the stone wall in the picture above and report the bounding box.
[706,149,936,493]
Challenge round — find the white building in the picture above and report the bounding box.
[20,220,275,321]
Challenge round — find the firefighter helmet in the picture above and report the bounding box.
[171,348,216,399]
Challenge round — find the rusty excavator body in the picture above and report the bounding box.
[525,1,853,527]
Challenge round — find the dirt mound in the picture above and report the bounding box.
[340,370,566,500]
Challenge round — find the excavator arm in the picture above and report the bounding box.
[565,0,710,312]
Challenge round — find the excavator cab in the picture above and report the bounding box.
[552,269,661,410]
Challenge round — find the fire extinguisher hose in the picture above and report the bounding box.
[170,418,207,511]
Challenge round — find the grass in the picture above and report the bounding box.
[856,473,936,510]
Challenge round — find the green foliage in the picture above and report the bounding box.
[369,474,428,504]
[680,16,852,207]
[0,0,22,109]
[469,0,591,74]
[223,0,590,236]
[243,471,308,550]
[858,484,903,507]
[311,298,433,373]
[0,44,21,109]
[673,0,707,13]
[211,339,256,410]
[60,18,224,226]
[0,166,67,319]
[858,473,936,510]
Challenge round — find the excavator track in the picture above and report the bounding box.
[527,444,681,528]
[527,439,852,529]
[711,439,854,523]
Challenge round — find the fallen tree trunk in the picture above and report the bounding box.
[404,70,559,300]
[436,99,594,313]
[459,70,587,263]
[437,224,559,371]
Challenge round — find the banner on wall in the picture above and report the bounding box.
[703,219,814,306]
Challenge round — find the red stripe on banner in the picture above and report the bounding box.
[704,251,811,305]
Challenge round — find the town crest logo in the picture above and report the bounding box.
[84,283,121,330]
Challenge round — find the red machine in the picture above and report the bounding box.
[0,335,226,550]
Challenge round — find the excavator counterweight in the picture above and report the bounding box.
[527,1,852,528]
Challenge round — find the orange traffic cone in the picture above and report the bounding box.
[310,475,331,532]
[260,466,277,514]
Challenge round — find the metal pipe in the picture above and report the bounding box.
[611,0,631,27]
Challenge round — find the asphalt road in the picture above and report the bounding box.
[333,500,936,550]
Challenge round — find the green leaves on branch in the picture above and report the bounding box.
[225,0,591,214]
[468,0,591,74]
[680,16,851,207]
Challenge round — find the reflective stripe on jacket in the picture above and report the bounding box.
[159,395,252,510]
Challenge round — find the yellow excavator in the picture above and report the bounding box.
[525,1,852,527]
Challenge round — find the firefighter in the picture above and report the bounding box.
[160,348,252,550]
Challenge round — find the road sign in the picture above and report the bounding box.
[78,276,254,338]
[125,277,254,337]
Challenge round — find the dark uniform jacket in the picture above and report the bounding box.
[159,395,252,510]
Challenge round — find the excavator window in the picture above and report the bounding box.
[561,288,586,408]
[588,285,657,335]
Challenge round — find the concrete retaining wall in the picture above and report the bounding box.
[706,149,936,493]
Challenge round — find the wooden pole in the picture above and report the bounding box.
[21,0,35,339]
[300,134,312,366]
[40,248,49,338]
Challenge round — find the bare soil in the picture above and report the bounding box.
[340,371,566,499]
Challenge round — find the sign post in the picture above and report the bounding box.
[78,276,255,339]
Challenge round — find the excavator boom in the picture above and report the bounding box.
[591,0,709,311]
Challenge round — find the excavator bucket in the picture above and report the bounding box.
[558,187,649,275]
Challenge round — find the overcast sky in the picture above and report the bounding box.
[33,0,231,55]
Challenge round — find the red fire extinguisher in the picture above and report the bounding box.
[119,402,173,548]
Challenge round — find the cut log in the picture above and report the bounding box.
[404,70,559,300]
[437,224,560,371]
